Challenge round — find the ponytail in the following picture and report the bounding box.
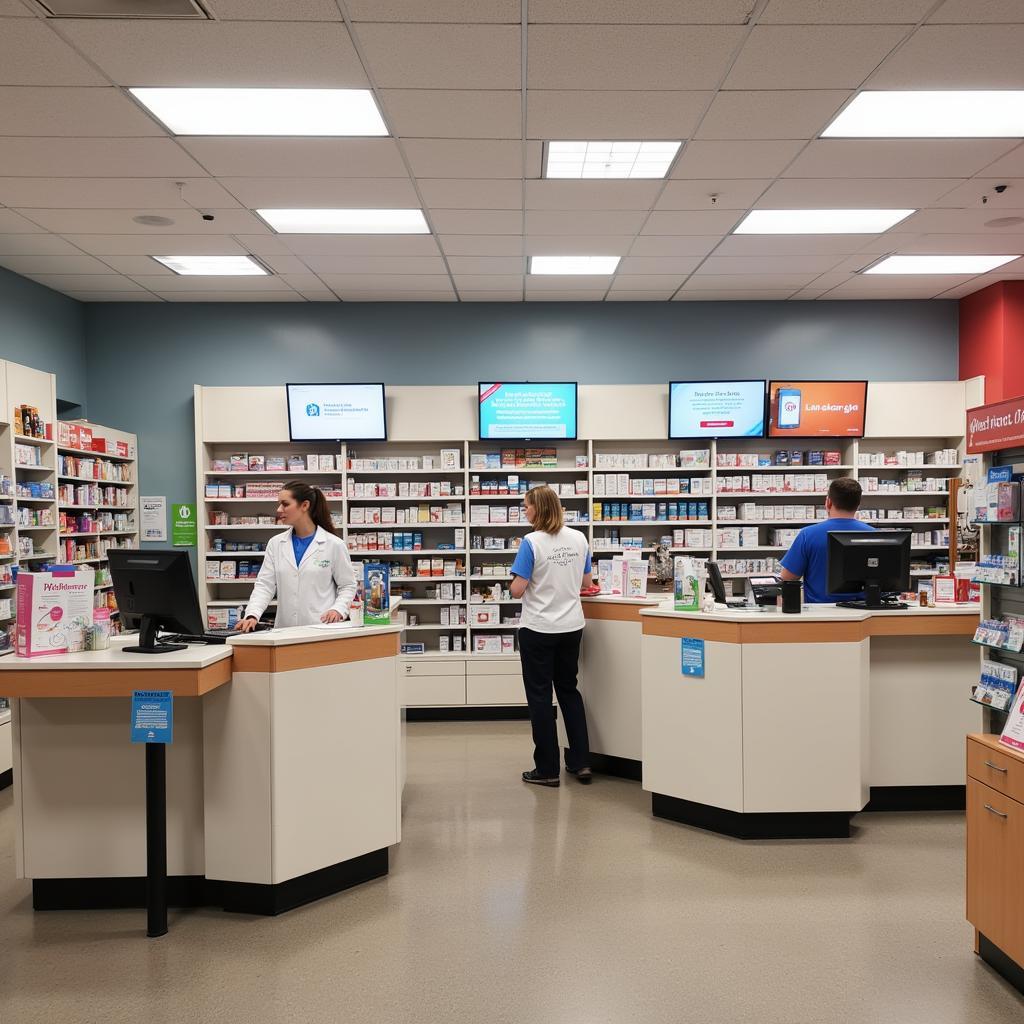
[283,480,336,535]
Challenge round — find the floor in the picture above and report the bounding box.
[1,722,1022,1024]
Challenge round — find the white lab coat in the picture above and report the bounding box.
[243,526,357,628]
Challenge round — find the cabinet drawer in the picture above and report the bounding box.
[467,658,521,677]
[967,778,1024,967]
[401,674,466,707]
[402,660,467,678]
[466,675,526,706]
[967,737,1024,804]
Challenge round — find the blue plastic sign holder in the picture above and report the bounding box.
[132,691,173,744]
[681,637,705,678]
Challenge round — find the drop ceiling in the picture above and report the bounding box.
[0,0,1021,302]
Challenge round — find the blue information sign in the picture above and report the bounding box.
[131,690,173,744]
[681,638,705,678]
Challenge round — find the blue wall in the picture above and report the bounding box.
[83,299,958,510]
[0,267,86,409]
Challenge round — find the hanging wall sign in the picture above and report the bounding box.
[966,395,1024,453]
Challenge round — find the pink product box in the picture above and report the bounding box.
[16,570,94,658]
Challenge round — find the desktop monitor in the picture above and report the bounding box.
[478,382,578,441]
[668,380,766,439]
[767,380,867,438]
[109,549,206,654]
[286,383,387,442]
[826,530,912,609]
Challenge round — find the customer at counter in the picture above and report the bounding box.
[779,477,875,603]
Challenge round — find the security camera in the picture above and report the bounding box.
[994,184,1008,194]
[201,212,215,222]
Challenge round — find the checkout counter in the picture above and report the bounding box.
[0,623,403,916]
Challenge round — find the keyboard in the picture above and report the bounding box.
[161,624,272,645]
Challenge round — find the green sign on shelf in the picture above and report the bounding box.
[171,502,197,547]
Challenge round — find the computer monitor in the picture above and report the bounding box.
[109,549,206,654]
[826,530,912,610]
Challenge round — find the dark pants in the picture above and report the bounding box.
[518,627,589,777]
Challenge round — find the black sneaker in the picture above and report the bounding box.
[567,767,593,785]
[522,769,560,787]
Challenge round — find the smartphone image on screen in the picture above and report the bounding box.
[776,387,802,430]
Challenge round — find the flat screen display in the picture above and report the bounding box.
[669,380,766,439]
[767,380,867,438]
[286,383,387,441]
[478,382,578,440]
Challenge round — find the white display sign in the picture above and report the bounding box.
[140,496,167,542]
[286,383,387,441]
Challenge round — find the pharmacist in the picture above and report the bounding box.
[779,477,875,603]
[236,481,357,631]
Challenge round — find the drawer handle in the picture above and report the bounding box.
[984,760,1008,774]
[984,804,1009,820]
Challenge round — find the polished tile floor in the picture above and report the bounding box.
[1,721,1022,1024]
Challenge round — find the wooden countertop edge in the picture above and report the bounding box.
[642,615,977,643]
[0,657,232,698]
[232,631,401,673]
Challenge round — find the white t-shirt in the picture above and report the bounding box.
[510,527,592,633]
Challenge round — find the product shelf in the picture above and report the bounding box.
[348,469,466,477]
[715,491,828,498]
[15,435,53,447]
[15,465,54,474]
[469,574,513,581]
[469,624,520,630]
[594,519,710,526]
[859,490,950,497]
[59,475,133,486]
[17,525,55,532]
[595,493,710,500]
[205,525,284,531]
[350,549,465,556]
[59,531,135,538]
[715,464,855,472]
[60,504,133,511]
[717,545,788,553]
[347,522,464,529]
[13,496,53,505]
[389,575,467,582]
[58,445,133,463]
[347,495,465,503]
[857,463,963,471]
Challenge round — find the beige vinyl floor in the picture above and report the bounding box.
[1,720,1022,1024]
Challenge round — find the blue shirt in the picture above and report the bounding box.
[510,539,592,580]
[291,530,316,566]
[780,518,875,604]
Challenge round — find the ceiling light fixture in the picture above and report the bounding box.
[529,256,620,275]
[734,209,915,234]
[256,209,429,234]
[864,254,1021,275]
[823,91,1024,138]
[152,255,268,276]
[544,141,681,179]
[129,88,388,136]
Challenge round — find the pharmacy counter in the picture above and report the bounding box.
[640,604,980,840]
[0,624,402,916]
[556,595,666,779]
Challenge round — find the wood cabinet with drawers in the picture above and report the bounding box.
[966,734,1024,995]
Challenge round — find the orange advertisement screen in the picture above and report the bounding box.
[767,381,867,438]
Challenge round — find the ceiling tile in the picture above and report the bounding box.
[0,234,79,255]
[64,234,250,256]
[417,179,522,210]
[860,232,1024,255]
[530,1,754,22]
[524,210,648,235]
[179,138,407,177]
[403,139,540,179]
[784,140,1018,179]
[353,24,520,89]
[682,272,819,289]
[699,255,844,275]
[757,177,960,208]
[70,292,164,302]
[672,141,804,179]
[233,234,295,256]
[58,20,367,87]
[97,255,179,276]
[605,292,675,301]
[674,289,798,300]
[525,290,608,301]
[932,178,1024,209]
[19,208,266,235]
[656,179,771,211]
[429,209,523,234]
[618,256,703,275]
[300,255,448,275]
[334,292,456,301]
[383,90,521,139]
[318,274,454,291]
[526,180,662,211]
[453,274,524,290]
[438,235,524,256]
[271,273,336,298]
[346,1,519,21]
[0,20,107,86]
[972,143,1024,179]
[0,177,240,210]
[761,0,934,22]
[204,0,342,18]
[628,236,722,257]
[695,90,851,141]
[642,210,745,235]
[159,292,306,302]
[608,275,686,290]
[216,177,418,208]
[454,292,524,300]
[0,1,34,14]
[28,273,149,293]
[0,209,43,233]
[446,256,524,274]
[130,274,298,293]
[724,25,906,89]
[258,255,310,275]
[0,254,116,275]
[526,90,710,139]
[0,87,164,137]
[0,138,206,178]
[714,233,881,256]
[282,235,443,256]
[868,25,1024,88]
[822,275,970,299]
[527,25,746,90]
[525,235,635,255]
[526,274,612,290]
[929,1,1024,22]
[893,207,1024,234]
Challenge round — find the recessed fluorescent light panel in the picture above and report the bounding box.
[823,91,1024,138]
[865,255,1021,275]
[734,209,915,234]
[257,209,429,234]
[129,88,388,136]
[152,255,268,276]
[529,256,621,275]
[545,141,681,179]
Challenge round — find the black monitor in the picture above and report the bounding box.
[826,530,912,610]
[109,549,205,654]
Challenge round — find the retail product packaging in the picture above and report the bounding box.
[999,683,1024,753]
[440,449,461,470]
[472,606,500,627]
[474,635,502,655]
[363,562,391,625]
[16,569,94,658]
[973,660,1018,713]
[673,556,701,612]
[625,561,649,599]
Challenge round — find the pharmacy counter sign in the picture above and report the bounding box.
[172,502,197,547]
[967,395,1024,453]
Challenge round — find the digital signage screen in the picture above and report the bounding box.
[478,382,578,441]
[668,380,767,439]
[286,383,387,441]
[767,380,868,438]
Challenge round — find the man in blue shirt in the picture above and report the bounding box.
[780,477,875,603]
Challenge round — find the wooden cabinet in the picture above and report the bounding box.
[966,735,1024,991]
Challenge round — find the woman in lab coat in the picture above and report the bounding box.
[235,481,357,631]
